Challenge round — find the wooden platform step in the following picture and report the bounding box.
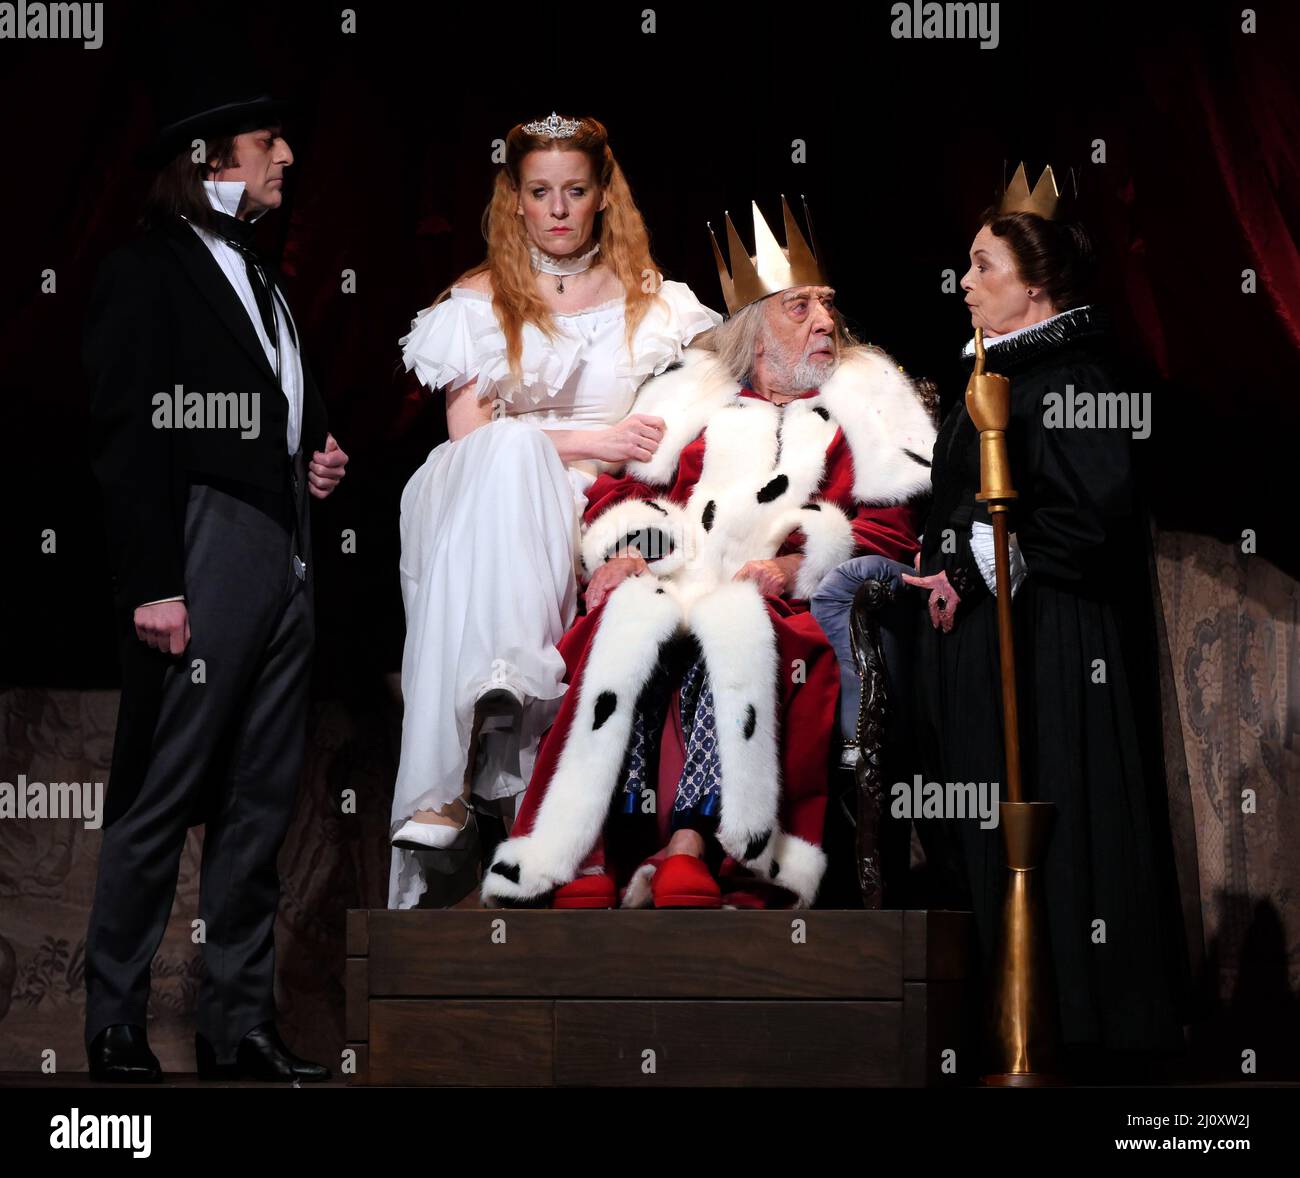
[345,908,977,1087]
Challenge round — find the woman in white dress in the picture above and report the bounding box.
[389,112,722,908]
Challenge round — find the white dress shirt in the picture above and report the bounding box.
[191,179,304,454]
[140,179,305,609]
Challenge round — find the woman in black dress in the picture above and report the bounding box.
[904,200,1193,1066]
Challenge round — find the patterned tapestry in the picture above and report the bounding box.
[1,530,1296,1076]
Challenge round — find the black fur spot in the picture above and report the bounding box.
[757,475,788,503]
[593,691,618,730]
[491,861,520,883]
[646,500,668,515]
[606,528,673,563]
[802,502,821,512]
[743,704,757,739]
[701,500,716,532]
[745,829,771,860]
[903,447,932,468]
[813,406,830,421]
[769,860,781,880]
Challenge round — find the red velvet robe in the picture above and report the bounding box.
[508,386,920,907]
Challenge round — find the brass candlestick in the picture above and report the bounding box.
[966,328,1063,1086]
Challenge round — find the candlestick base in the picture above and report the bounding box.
[980,800,1064,1086]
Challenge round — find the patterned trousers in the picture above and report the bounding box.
[616,634,722,838]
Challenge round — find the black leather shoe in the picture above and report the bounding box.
[88,1024,163,1083]
[196,1022,331,1082]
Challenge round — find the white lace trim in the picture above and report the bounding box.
[970,520,1027,597]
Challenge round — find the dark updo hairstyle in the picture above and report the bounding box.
[977,206,1096,311]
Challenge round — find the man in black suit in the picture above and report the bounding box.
[82,73,348,1082]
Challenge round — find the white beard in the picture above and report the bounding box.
[761,328,839,392]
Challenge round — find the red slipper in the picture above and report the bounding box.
[553,872,617,909]
[650,854,722,909]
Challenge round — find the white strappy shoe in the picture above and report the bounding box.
[391,801,476,852]
[391,679,522,854]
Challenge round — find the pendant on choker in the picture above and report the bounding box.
[528,241,600,293]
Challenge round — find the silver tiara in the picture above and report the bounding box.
[523,111,582,139]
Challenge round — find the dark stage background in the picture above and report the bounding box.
[4,0,1298,689]
[1,1,1298,1077]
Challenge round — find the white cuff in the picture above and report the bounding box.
[138,595,185,607]
[970,521,1026,598]
[580,497,690,578]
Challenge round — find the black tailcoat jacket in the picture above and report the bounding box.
[83,215,328,824]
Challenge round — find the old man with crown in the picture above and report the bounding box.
[480,197,938,909]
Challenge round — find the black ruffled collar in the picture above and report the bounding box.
[960,304,1109,373]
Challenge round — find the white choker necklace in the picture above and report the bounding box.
[528,241,600,293]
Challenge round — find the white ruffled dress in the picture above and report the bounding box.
[389,281,722,909]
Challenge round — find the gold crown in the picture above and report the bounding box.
[999,162,1061,220]
[708,195,827,316]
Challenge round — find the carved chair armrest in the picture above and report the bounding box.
[847,575,897,909]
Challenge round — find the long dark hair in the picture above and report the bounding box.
[978,206,1096,310]
[139,134,240,232]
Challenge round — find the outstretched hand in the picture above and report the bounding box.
[901,569,961,633]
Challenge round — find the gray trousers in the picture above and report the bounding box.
[84,450,313,1064]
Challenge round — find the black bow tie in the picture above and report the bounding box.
[208,208,259,253]
[206,210,295,349]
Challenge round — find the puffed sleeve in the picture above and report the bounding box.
[399,288,597,406]
[398,290,507,398]
[619,279,725,384]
